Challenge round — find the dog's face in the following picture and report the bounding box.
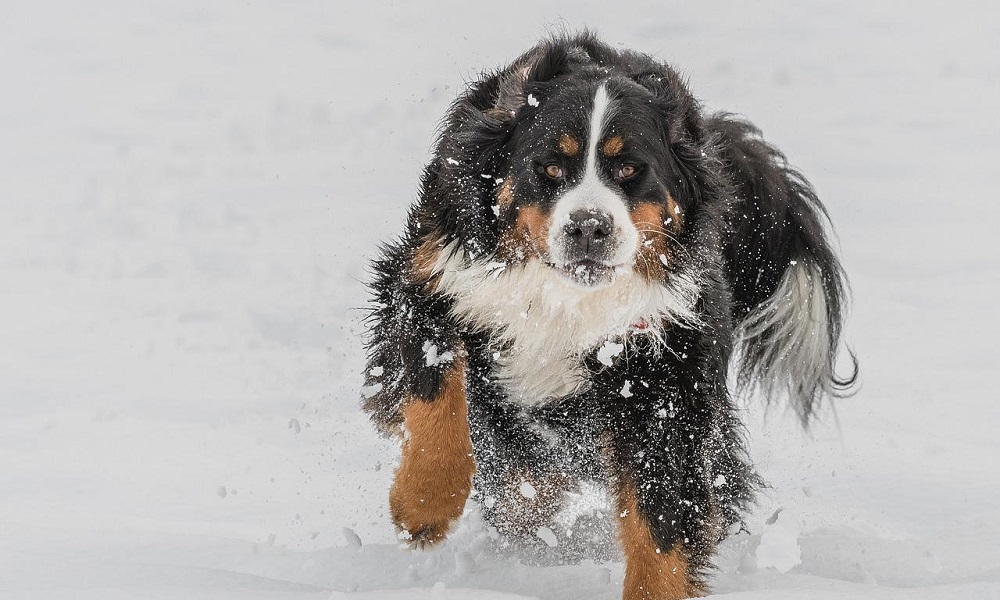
[495,76,687,289]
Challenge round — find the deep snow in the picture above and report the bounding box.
[1,2,999,599]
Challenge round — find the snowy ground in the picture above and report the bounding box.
[2,2,999,598]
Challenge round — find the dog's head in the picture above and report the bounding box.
[425,37,721,291]
[497,74,690,288]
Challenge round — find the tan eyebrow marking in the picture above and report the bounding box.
[557,133,580,156]
[602,135,624,156]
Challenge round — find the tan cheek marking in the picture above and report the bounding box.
[389,356,475,548]
[497,178,515,209]
[412,233,445,287]
[630,201,671,281]
[665,194,685,232]
[602,135,625,156]
[558,133,580,156]
[493,179,518,262]
[516,205,551,255]
[499,203,551,261]
[616,479,704,600]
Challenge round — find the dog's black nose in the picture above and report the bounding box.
[563,209,614,257]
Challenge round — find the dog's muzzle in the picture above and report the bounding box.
[552,208,626,287]
[562,208,615,262]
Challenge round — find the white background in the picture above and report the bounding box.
[1,1,998,598]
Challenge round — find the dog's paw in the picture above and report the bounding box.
[388,462,471,550]
[394,518,451,549]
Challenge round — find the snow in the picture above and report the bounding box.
[535,527,559,548]
[1,1,999,599]
[755,509,802,574]
[423,341,455,367]
[596,341,625,366]
[519,481,538,499]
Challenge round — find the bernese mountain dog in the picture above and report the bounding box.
[362,32,857,599]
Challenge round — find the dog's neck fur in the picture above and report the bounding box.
[429,242,702,404]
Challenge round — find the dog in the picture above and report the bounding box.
[362,32,856,600]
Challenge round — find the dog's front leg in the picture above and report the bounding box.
[389,353,475,548]
[605,405,713,600]
[611,473,704,600]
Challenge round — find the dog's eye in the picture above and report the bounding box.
[543,163,565,180]
[617,165,638,180]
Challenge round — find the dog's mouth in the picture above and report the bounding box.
[550,259,623,288]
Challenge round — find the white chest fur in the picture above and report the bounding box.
[430,244,703,405]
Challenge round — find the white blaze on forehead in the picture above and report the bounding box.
[546,82,638,268]
[585,84,612,177]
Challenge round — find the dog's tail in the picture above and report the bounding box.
[707,113,858,426]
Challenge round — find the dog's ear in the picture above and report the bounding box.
[491,64,534,118]
[630,70,725,208]
[488,44,574,118]
[631,71,704,144]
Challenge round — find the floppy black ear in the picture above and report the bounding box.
[492,63,535,117]
[630,71,728,210]
[631,71,705,144]
[488,43,575,118]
